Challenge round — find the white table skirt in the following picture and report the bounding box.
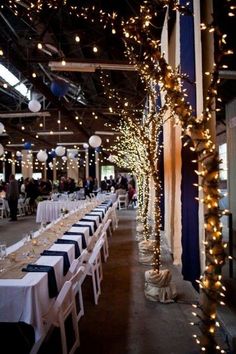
[0,201,110,344]
[36,200,84,223]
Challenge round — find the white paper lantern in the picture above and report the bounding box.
[68,152,76,160]
[0,122,5,134]
[62,155,67,162]
[83,143,89,149]
[88,135,102,148]
[0,144,4,156]
[48,162,53,168]
[55,145,66,157]
[37,150,48,162]
[16,151,22,157]
[28,99,41,113]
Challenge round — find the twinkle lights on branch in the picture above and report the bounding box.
[2,0,234,351]
[119,1,233,352]
[101,64,166,272]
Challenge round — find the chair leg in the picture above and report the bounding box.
[91,268,101,305]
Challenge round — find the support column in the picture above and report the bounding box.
[67,149,78,183]
[11,152,16,175]
[21,150,33,179]
[53,158,57,183]
[85,149,89,178]
[95,151,100,187]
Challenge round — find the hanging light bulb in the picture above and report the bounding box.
[93,45,98,53]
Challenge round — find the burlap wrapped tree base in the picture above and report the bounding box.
[144,269,177,303]
[136,223,144,233]
[138,240,155,265]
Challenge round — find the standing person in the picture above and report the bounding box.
[84,176,94,197]
[6,174,19,221]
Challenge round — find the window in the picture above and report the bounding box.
[0,64,31,100]
[101,165,115,181]
[219,143,227,181]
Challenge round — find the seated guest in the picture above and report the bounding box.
[128,183,136,204]
[101,176,108,192]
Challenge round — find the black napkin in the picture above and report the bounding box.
[72,223,93,236]
[85,213,102,223]
[63,232,87,249]
[55,239,81,258]
[40,250,70,276]
[79,218,97,231]
[92,209,105,217]
[22,264,58,298]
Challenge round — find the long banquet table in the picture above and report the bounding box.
[36,193,117,224]
[0,197,113,349]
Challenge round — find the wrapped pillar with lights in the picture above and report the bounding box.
[21,150,33,179]
[95,149,100,187]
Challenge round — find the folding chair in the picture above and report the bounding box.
[42,281,80,354]
[70,266,86,322]
[86,240,104,305]
[99,231,109,262]
[117,194,128,210]
[110,202,119,230]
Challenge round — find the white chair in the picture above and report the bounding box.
[43,280,80,354]
[86,240,104,305]
[99,231,109,262]
[17,198,25,216]
[65,258,80,281]
[0,198,7,219]
[110,202,119,230]
[117,194,128,210]
[70,266,86,321]
[94,223,103,241]
[102,216,112,238]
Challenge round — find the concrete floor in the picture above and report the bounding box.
[1,209,235,353]
[77,209,200,354]
[39,208,200,354]
[0,214,39,247]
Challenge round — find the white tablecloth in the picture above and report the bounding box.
[36,200,84,223]
[0,201,111,345]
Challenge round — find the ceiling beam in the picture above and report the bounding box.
[0,112,51,118]
[48,61,136,72]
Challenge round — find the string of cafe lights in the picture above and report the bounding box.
[100,65,166,273]
[97,1,233,351]
[119,1,234,352]
[0,0,235,351]
[110,119,151,242]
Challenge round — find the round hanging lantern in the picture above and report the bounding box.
[37,150,48,162]
[16,151,22,157]
[55,146,66,156]
[24,141,32,150]
[0,144,4,156]
[50,150,57,158]
[62,155,67,162]
[50,79,69,97]
[83,143,89,149]
[28,99,41,113]
[68,152,77,160]
[88,135,102,148]
[48,162,53,169]
[0,122,5,134]
[95,146,102,153]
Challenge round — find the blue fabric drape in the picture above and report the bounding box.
[180,0,200,285]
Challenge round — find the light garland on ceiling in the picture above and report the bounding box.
[0,0,235,351]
